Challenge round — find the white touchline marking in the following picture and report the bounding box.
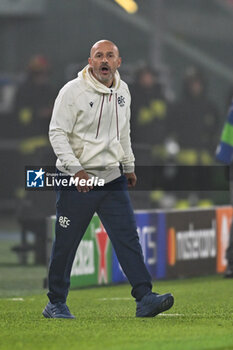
[158,313,184,317]
[98,297,131,301]
[7,298,24,301]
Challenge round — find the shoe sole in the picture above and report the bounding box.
[137,295,174,317]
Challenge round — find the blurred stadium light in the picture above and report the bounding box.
[114,0,138,14]
[91,0,147,29]
[93,0,233,83]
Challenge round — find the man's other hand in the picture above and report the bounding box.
[74,170,93,192]
[124,172,137,187]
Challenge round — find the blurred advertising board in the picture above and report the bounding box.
[46,206,233,289]
[166,209,217,278]
[112,211,166,283]
[216,206,233,273]
[71,216,112,287]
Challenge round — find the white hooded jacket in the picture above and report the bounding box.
[49,65,135,183]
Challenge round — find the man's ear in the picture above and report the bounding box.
[117,57,122,68]
[88,57,92,67]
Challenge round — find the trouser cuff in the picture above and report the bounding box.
[131,282,152,301]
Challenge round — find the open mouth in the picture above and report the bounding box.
[101,66,109,74]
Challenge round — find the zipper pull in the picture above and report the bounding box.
[109,90,113,102]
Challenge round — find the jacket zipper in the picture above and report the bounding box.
[109,89,113,102]
[95,94,105,139]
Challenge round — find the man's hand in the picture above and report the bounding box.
[74,170,93,192]
[124,172,137,188]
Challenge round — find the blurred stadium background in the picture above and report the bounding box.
[1,2,233,350]
[0,0,233,304]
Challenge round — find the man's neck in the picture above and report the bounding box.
[103,80,114,88]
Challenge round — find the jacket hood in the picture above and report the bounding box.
[78,64,121,94]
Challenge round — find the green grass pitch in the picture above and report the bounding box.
[0,238,233,350]
[0,275,233,350]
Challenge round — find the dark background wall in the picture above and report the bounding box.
[0,0,150,85]
[1,0,232,111]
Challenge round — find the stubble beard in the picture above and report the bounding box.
[92,67,114,86]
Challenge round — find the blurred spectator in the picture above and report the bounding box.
[170,66,219,165]
[14,54,56,188]
[14,55,55,145]
[0,75,18,206]
[129,65,171,210]
[13,55,56,264]
[130,65,170,165]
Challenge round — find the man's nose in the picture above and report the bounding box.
[102,56,108,63]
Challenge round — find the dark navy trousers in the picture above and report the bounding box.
[47,174,152,303]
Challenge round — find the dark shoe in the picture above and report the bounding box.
[224,267,233,278]
[42,302,75,319]
[136,292,174,317]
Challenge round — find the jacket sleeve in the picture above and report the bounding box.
[49,87,83,175]
[120,91,135,173]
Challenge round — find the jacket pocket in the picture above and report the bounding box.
[78,140,125,167]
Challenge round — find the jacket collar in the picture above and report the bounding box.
[78,64,121,94]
